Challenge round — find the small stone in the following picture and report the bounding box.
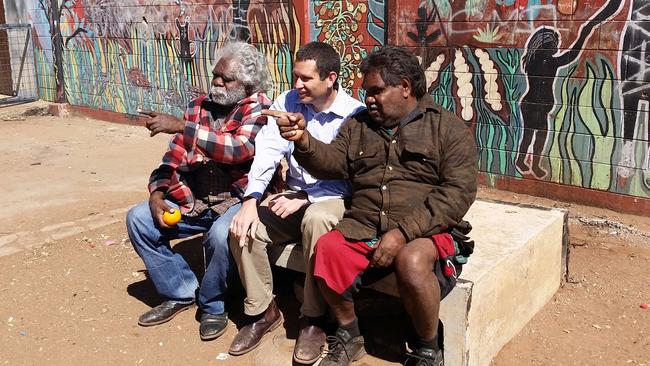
[592,324,601,330]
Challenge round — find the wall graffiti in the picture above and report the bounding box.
[30,0,300,116]
[518,0,624,179]
[310,0,385,96]
[618,0,650,193]
[394,0,649,199]
[22,0,650,201]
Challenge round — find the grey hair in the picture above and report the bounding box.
[214,41,273,94]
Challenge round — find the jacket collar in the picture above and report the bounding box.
[400,95,440,127]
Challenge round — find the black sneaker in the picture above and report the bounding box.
[199,312,229,341]
[137,300,194,326]
[320,328,366,366]
[404,347,444,366]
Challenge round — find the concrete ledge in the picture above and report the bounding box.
[268,199,567,366]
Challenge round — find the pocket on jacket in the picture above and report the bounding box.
[399,142,439,183]
[347,146,379,174]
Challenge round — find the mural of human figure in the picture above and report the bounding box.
[231,0,251,41]
[175,17,195,64]
[618,0,650,187]
[517,0,624,178]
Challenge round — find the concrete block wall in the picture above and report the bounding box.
[13,0,650,207]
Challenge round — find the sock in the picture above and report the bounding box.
[414,335,439,352]
[338,318,360,339]
[306,315,326,327]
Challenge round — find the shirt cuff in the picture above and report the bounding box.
[245,192,263,201]
[244,180,267,199]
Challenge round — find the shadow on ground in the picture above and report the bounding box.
[127,236,421,363]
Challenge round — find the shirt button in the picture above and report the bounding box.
[359,151,364,156]
[391,140,397,144]
[381,211,386,216]
[381,185,387,191]
[388,166,393,171]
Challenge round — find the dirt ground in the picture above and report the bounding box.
[0,104,648,365]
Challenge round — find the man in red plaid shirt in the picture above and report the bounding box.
[125,41,272,341]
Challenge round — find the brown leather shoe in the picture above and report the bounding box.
[228,300,283,356]
[293,321,326,364]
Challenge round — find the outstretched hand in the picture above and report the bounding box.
[138,109,185,137]
[262,109,309,147]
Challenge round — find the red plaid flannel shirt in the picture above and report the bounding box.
[148,92,271,213]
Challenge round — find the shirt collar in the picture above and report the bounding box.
[399,106,422,128]
[234,91,262,107]
[296,85,353,117]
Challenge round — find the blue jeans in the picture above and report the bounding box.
[125,201,240,315]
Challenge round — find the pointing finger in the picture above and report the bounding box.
[137,109,157,117]
[261,109,290,119]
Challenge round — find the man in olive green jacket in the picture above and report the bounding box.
[267,46,478,366]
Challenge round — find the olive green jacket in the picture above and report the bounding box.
[294,95,478,242]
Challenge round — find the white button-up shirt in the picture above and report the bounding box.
[245,88,365,202]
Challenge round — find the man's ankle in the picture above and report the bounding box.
[304,314,326,327]
[413,335,439,352]
[337,318,360,340]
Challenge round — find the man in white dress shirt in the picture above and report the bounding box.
[228,42,364,363]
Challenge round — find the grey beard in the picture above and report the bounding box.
[209,85,247,106]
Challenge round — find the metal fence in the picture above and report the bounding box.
[0,24,37,106]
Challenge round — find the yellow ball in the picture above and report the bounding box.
[162,209,181,226]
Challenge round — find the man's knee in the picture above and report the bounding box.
[228,226,268,256]
[395,241,436,278]
[313,233,337,257]
[301,201,343,237]
[204,224,229,254]
[302,208,335,228]
[126,202,151,234]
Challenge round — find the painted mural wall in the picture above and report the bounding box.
[392,0,649,200]
[309,0,385,97]
[29,0,302,115]
[22,0,650,201]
